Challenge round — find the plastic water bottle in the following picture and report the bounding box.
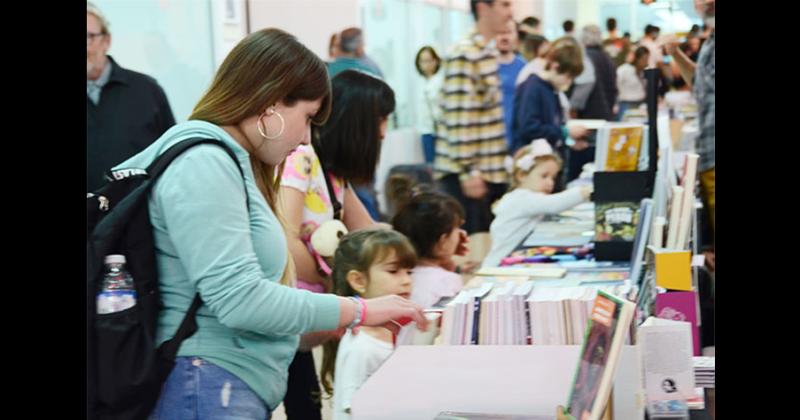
[97,254,137,314]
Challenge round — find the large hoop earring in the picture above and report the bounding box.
[257,110,285,140]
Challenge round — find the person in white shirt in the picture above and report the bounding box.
[415,46,444,164]
[321,229,418,420]
[483,140,592,267]
[639,24,663,68]
[616,46,650,120]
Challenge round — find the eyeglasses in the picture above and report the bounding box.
[87,31,106,44]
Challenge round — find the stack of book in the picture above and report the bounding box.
[655,152,699,251]
[437,281,633,346]
[527,285,632,346]
[478,281,534,345]
[439,283,493,345]
[693,356,715,388]
[528,286,592,346]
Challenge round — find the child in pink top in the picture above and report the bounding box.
[391,182,470,304]
[390,180,471,343]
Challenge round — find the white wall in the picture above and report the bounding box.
[247,0,361,61]
[210,0,249,69]
[360,0,473,129]
[93,0,216,122]
[514,0,545,24]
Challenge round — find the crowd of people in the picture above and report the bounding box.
[88,0,715,418]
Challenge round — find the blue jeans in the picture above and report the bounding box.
[421,133,436,164]
[617,100,644,121]
[149,357,271,420]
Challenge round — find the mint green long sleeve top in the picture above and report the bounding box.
[114,120,341,409]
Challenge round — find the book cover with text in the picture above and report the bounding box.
[595,202,640,242]
[566,291,634,420]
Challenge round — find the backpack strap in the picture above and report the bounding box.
[315,149,342,221]
[146,137,250,208]
[90,138,250,275]
[147,137,250,363]
[157,293,203,366]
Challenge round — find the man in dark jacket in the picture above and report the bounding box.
[87,2,175,191]
[579,24,617,121]
[567,24,617,182]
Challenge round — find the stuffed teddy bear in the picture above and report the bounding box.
[309,219,348,276]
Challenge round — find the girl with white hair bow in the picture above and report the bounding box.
[483,140,593,267]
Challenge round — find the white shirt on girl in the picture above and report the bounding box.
[483,188,585,268]
[333,329,394,420]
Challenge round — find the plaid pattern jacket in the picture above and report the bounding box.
[434,30,509,183]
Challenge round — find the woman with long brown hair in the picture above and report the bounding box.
[112,28,426,419]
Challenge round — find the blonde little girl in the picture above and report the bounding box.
[483,139,593,267]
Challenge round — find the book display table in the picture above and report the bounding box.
[351,345,644,420]
[350,206,715,420]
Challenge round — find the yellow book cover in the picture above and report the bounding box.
[654,250,692,291]
[605,126,644,171]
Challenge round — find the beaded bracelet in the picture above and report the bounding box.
[346,296,367,329]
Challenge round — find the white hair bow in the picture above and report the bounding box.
[515,139,554,171]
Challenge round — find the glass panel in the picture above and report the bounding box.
[361,0,471,130]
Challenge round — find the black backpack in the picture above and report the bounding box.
[87,138,248,420]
